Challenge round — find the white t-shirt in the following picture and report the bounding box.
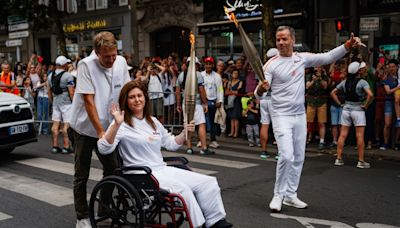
[264,44,347,117]
[201,70,224,103]
[97,117,181,171]
[69,51,131,138]
[148,74,163,99]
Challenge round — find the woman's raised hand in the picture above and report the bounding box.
[110,103,125,126]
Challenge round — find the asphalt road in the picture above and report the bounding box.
[0,135,399,228]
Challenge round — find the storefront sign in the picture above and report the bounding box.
[63,19,107,33]
[224,0,262,18]
[360,17,379,32]
[204,0,262,22]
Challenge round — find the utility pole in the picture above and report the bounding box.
[130,0,139,66]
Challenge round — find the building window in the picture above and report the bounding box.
[87,0,95,11]
[96,0,108,9]
[119,0,128,6]
[57,0,64,11]
[67,0,78,13]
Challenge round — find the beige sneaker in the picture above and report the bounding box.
[196,141,202,147]
[209,141,220,148]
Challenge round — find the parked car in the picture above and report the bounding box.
[0,92,37,154]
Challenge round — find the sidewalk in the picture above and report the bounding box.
[214,134,400,162]
[38,130,400,162]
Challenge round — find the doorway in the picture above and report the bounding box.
[151,26,190,60]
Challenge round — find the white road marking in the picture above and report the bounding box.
[16,158,103,181]
[0,170,75,207]
[0,212,12,221]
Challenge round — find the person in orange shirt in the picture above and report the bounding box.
[0,63,19,95]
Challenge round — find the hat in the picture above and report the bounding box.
[204,57,214,64]
[37,56,44,64]
[55,56,71,66]
[266,48,278,58]
[359,62,366,69]
[348,62,361,74]
[186,57,200,64]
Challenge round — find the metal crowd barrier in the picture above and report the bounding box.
[19,89,186,135]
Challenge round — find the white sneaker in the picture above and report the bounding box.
[334,159,344,166]
[283,197,308,209]
[209,141,220,148]
[356,161,371,169]
[76,218,92,228]
[269,196,283,212]
[196,141,202,148]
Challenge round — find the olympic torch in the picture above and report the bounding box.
[224,6,265,81]
[184,32,198,139]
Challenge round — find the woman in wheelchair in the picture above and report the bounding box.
[97,80,233,228]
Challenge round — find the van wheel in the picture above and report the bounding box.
[1,147,15,154]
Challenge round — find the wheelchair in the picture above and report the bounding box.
[89,156,194,228]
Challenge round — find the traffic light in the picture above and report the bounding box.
[334,19,348,32]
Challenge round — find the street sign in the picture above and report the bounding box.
[9,31,29,39]
[360,17,379,32]
[7,15,27,25]
[5,39,22,47]
[8,23,29,32]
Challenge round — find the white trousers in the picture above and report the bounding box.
[153,166,226,228]
[271,114,307,198]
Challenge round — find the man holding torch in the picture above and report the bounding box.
[256,26,363,212]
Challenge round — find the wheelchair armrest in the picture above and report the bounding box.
[118,165,152,174]
[163,156,189,165]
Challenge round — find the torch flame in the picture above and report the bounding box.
[189,32,195,45]
[224,6,238,28]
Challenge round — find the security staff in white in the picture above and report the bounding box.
[257,26,363,212]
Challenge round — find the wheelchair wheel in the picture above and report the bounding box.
[89,175,145,228]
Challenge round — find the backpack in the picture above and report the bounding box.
[344,77,361,102]
[51,71,66,95]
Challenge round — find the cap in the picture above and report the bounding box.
[266,48,278,58]
[360,62,366,69]
[348,61,361,74]
[37,56,44,64]
[186,57,200,64]
[55,56,71,66]
[204,57,214,64]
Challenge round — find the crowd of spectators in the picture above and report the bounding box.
[1,49,400,151]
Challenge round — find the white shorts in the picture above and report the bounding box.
[260,99,272,124]
[340,109,366,127]
[183,104,206,125]
[52,104,72,123]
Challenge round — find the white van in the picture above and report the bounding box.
[0,92,37,154]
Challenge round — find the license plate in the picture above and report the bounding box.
[9,124,29,135]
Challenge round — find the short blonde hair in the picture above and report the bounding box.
[93,31,117,52]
